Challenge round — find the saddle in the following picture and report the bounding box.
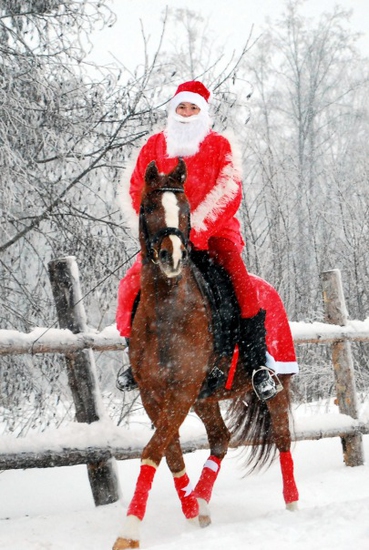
[190,250,241,358]
[131,250,241,359]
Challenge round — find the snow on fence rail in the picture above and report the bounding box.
[1,258,369,506]
[0,324,126,356]
[0,413,367,471]
[2,318,369,356]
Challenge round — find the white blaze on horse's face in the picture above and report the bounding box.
[161,191,184,278]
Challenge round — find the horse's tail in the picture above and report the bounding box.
[226,392,277,473]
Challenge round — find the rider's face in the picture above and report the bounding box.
[175,102,201,117]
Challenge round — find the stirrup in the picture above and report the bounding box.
[252,366,282,401]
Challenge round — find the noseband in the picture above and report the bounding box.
[140,187,191,264]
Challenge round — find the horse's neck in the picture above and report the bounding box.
[141,264,201,316]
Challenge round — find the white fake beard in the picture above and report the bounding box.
[165,112,212,158]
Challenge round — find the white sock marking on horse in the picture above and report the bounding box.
[162,192,182,269]
[119,515,141,540]
[198,498,210,516]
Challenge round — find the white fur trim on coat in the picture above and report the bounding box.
[117,153,140,240]
[191,151,241,233]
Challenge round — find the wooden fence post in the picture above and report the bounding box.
[321,269,364,466]
[48,256,120,505]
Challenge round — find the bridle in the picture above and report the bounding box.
[139,186,191,264]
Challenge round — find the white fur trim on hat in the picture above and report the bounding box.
[169,91,209,113]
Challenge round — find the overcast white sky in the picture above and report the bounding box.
[89,0,369,69]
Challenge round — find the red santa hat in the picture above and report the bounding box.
[169,81,211,113]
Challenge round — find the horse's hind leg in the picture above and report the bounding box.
[192,400,231,526]
[266,374,299,510]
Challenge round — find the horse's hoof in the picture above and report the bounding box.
[198,498,211,528]
[187,516,199,527]
[286,501,299,511]
[112,537,140,549]
[199,514,212,528]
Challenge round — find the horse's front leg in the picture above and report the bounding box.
[165,434,200,522]
[192,400,231,527]
[266,374,299,510]
[113,391,197,550]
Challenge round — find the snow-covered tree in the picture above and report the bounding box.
[0,3,254,433]
[239,0,369,322]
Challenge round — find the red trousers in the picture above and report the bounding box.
[115,238,298,375]
[208,237,260,318]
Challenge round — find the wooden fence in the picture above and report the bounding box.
[0,257,368,506]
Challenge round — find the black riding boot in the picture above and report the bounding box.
[239,309,277,401]
[116,340,138,392]
[198,365,226,399]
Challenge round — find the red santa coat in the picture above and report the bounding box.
[116,129,298,375]
[126,130,244,251]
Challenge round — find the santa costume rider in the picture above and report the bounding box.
[116,80,298,400]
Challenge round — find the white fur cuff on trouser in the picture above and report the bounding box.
[266,351,299,374]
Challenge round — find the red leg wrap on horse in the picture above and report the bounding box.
[173,472,199,519]
[279,451,299,504]
[194,455,222,503]
[127,464,156,520]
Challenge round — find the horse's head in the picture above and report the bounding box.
[139,159,191,278]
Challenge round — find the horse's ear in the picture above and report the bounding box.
[170,158,187,186]
[145,161,159,187]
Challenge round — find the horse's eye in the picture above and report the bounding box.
[144,204,156,215]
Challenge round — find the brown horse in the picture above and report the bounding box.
[113,159,298,550]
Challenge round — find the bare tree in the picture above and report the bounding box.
[0,3,255,434]
[0,1,171,435]
[0,0,165,331]
[238,0,369,321]
[233,0,369,401]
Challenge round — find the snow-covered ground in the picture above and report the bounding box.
[1,318,369,548]
[0,415,368,550]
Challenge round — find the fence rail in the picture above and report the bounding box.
[2,319,369,356]
[1,260,368,506]
[0,414,368,471]
[0,326,126,356]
